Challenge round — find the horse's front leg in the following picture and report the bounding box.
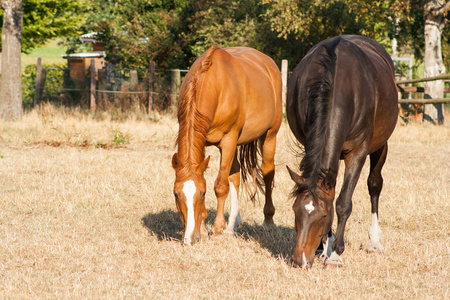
[213,134,238,236]
[326,148,368,268]
[224,154,241,235]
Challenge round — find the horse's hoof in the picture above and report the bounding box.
[324,262,343,269]
[200,227,209,236]
[223,228,238,236]
[200,232,209,241]
[318,251,328,260]
[324,252,344,268]
[262,220,276,230]
[367,241,384,254]
[212,230,224,237]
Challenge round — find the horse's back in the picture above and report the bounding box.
[287,35,398,153]
[201,46,282,145]
[222,47,282,109]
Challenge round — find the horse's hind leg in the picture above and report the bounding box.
[260,129,278,229]
[367,144,388,253]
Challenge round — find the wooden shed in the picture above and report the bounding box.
[62,52,106,85]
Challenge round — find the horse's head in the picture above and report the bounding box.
[172,153,210,245]
[287,166,335,268]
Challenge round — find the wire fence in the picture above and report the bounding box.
[21,59,449,118]
[22,63,187,112]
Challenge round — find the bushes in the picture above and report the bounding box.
[22,63,66,108]
[22,63,176,113]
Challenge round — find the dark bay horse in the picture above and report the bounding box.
[172,46,282,245]
[286,35,398,268]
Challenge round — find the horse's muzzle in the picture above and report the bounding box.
[293,252,314,269]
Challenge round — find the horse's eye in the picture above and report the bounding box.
[321,215,327,220]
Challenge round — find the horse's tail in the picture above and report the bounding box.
[238,140,264,202]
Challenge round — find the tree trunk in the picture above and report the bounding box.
[0,0,23,121]
[423,0,447,125]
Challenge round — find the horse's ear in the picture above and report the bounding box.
[197,156,210,174]
[286,166,306,185]
[323,170,337,191]
[172,153,181,171]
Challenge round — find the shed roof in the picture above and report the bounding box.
[79,32,101,44]
[62,52,106,59]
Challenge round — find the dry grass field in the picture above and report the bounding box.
[1,106,449,299]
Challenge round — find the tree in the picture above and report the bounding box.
[182,0,262,58]
[95,0,186,69]
[62,0,117,54]
[422,0,449,125]
[0,0,23,121]
[264,0,450,124]
[0,0,86,53]
[261,0,407,62]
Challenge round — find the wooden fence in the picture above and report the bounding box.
[396,73,450,104]
[31,58,185,112]
[31,57,450,112]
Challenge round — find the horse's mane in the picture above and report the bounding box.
[175,46,217,176]
[293,39,340,198]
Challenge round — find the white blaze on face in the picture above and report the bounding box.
[182,180,196,244]
[305,200,315,214]
[302,252,308,268]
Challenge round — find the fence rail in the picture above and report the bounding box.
[25,58,450,113]
[398,98,450,104]
[396,73,450,85]
[26,58,181,112]
[396,73,450,106]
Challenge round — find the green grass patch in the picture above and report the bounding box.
[22,39,67,69]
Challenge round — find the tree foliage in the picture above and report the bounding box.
[262,1,412,57]
[181,0,262,58]
[89,0,450,70]
[2,0,449,71]
[0,0,86,53]
[95,0,186,69]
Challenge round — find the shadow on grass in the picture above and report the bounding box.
[141,209,183,242]
[237,222,296,264]
[142,208,296,264]
[141,208,218,242]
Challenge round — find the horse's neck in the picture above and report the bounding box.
[177,127,207,170]
[303,115,342,186]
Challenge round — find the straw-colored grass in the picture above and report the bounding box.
[1,105,449,299]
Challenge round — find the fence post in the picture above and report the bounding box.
[171,69,181,109]
[148,61,155,112]
[90,59,96,113]
[130,70,138,91]
[98,69,107,109]
[281,59,288,114]
[34,57,42,106]
[130,70,139,110]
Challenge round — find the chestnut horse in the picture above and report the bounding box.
[286,35,398,268]
[172,46,282,245]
